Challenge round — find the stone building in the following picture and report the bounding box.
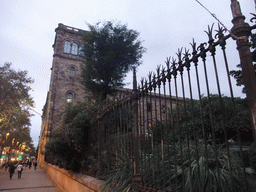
[38,24,91,162]
[38,23,178,163]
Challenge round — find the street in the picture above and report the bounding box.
[0,165,57,192]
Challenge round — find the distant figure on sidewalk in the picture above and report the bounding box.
[8,163,16,180]
[5,161,8,171]
[17,162,24,179]
[33,159,37,170]
[28,160,32,169]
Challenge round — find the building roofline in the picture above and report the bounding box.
[52,23,88,48]
[55,23,87,35]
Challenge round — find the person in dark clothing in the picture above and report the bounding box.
[33,159,37,170]
[9,163,16,180]
[28,161,32,169]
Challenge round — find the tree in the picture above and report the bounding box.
[0,62,34,157]
[1,128,35,154]
[0,62,34,133]
[81,21,146,101]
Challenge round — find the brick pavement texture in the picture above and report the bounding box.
[0,165,58,192]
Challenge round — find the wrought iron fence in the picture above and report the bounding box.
[90,1,256,191]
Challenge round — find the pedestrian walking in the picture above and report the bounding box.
[33,159,37,170]
[28,160,32,169]
[8,163,16,180]
[17,162,23,179]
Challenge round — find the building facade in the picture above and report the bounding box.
[38,24,91,163]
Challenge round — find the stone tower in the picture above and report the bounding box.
[38,24,90,162]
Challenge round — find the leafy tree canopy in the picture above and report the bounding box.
[0,63,34,134]
[0,127,35,155]
[81,21,146,101]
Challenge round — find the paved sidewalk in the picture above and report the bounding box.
[0,165,58,192]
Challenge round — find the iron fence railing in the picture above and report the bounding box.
[90,1,256,191]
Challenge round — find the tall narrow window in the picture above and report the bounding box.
[79,45,84,56]
[64,41,71,53]
[70,67,75,77]
[67,92,73,103]
[71,43,78,55]
[147,103,152,112]
[161,105,166,114]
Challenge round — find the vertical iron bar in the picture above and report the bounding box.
[144,81,150,189]
[157,67,166,189]
[178,49,193,192]
[132,67,141,191]
[145,90,152,189]
[191,40,210,190]
[166,61,178,190]
[139,85,146,187]
[117,105,120,165]
[184,48,201,192]
[173,61,185,190]
[148,76,156,189]
[162,68,172,185]
[120,104,123,161]
[114,106,118,166]
[129,100,134,178]
[97,110,101,177]
[212,47,231,184]
[124,101,128,163]
[153,74,161,189]
[218,17,250,190]
[207,27,225,186]
[199,42,214,180]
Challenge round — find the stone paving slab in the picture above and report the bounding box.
[0,165,57,192]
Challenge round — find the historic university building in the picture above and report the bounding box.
[38,24,91,162]
[38,23,176,163]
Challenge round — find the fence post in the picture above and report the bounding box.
[231,0,256,140]
[132,67,142,191]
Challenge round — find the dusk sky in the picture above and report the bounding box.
[0,0,254,147]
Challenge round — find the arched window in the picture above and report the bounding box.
[70,67,75,77]
[79,45,84,56]
[66,92,73,103]
[64,41,71,53]
[71,43,78,55]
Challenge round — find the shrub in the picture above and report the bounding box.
[100,140,256,192]
[44,100,97,172]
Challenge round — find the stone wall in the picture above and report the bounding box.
[40,161,104,192]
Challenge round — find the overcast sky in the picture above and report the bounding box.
[0,0,254,147]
